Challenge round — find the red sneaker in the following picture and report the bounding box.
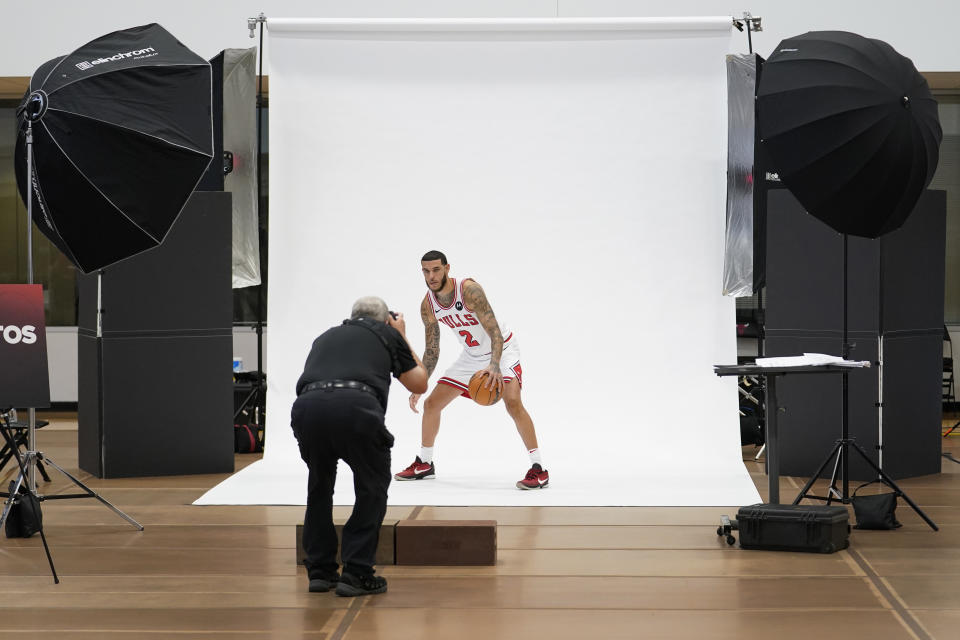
[394,456,435,481]
[517,463,549,490]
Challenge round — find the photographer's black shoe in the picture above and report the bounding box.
[308,571,340,593]
[335,572,387,596]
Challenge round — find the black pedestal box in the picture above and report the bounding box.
[77,192,234,478]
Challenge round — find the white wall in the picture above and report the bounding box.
[45,327,77,402]
[232,326,267,374]
[43,328,266,403]
[1,1,959,76]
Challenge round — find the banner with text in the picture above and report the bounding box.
[0,284,50,408]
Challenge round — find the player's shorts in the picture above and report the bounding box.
[437,336,523,398]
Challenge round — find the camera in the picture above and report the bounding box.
[389,311,398,320]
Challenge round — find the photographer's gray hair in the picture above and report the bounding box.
[351,296,389,322]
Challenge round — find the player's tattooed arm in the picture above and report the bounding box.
[420,294,441,378]
[463,279,503,367]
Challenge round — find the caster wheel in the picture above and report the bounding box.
[716,527,724,536]
[726,535,736,546]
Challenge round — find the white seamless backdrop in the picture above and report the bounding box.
[196,17,761,506]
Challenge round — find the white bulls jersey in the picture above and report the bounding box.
[429,278,512,357]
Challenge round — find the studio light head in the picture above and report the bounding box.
[15,90,47,122]
[25,91,48,122]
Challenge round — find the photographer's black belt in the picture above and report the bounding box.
[300,379,378,399]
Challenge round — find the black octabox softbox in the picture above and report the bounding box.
[15,23,213,273]
[757,31,941,239]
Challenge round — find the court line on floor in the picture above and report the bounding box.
[330,595,366,640]
[847,547,931,640]
[328,505,423,638]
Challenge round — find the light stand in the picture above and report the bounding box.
[255,13,266,430]
[0,111,143,581]
[792,234,938,531]
[25,114,37,492]
[877,237,886,472]
[246,12,267,431]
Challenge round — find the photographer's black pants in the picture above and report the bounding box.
[291,389,393,578]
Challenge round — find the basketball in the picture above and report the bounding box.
[468,370,501,406]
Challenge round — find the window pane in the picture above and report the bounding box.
[0,107,78,326]
[931,98,960,323]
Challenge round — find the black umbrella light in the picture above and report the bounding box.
[15,23,213,273]
[757,31,942,239]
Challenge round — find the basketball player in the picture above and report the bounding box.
[394,250,548,489]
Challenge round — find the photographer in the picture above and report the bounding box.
[291,296,427,596]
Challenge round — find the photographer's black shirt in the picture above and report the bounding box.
[295,319,417,411]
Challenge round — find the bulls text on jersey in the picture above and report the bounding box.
[437,313,480,329]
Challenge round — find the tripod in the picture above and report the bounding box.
[792,235,938,531]
[792,422,939,531]
[0,410,57,582]
[0,406,143,582]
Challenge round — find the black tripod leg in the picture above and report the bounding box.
[233,388,259,422]
[849,441,939,532]
[0,445,14,475]
[0,423,25,520]
[36,527,59,584]
[793,442,843,505]
[35,459,51,483]
[0,421,19,458]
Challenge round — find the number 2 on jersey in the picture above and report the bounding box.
[459,330,480,347]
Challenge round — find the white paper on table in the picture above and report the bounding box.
[754,353,872,368]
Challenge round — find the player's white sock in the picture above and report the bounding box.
[528,448,542,466]
[420,446,434,464]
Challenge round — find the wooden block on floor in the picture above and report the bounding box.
[295,520,397,566]
[395,519,497,565]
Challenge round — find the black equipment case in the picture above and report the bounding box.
[736,504,850,553]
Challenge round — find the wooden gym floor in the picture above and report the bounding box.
[0,414,958,640]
